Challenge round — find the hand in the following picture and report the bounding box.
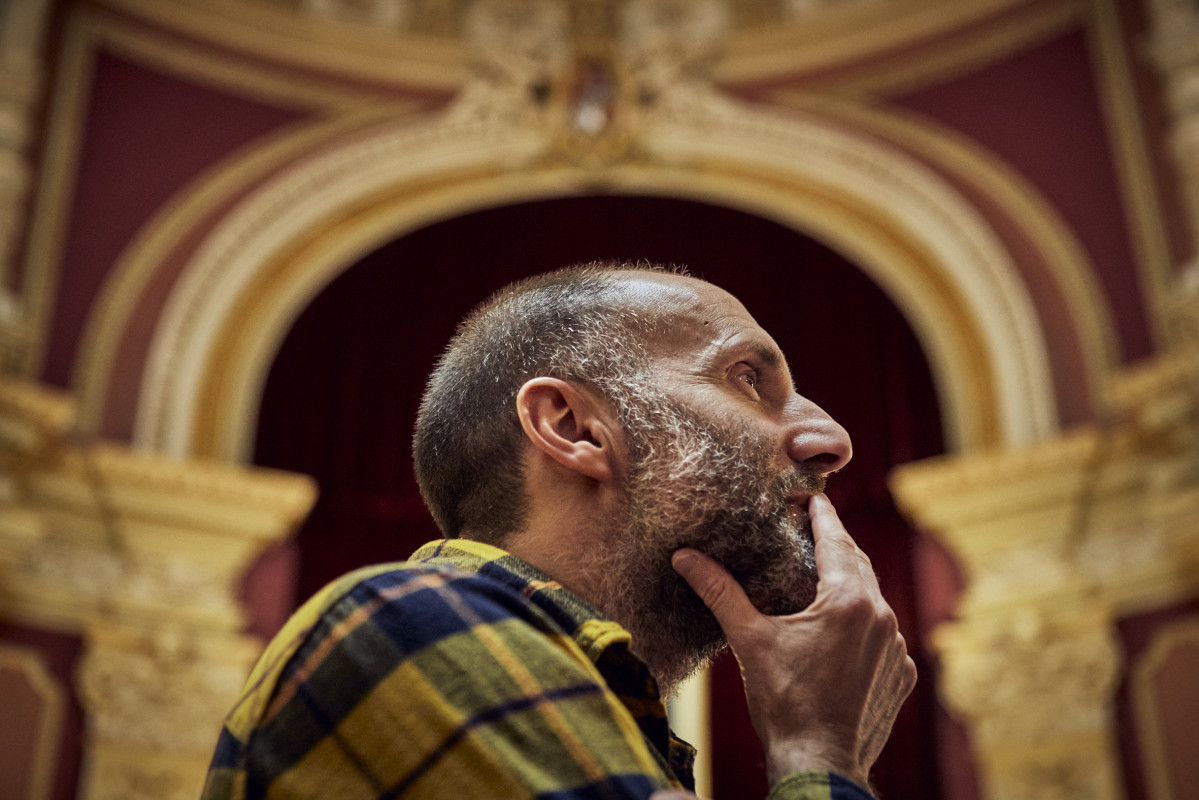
[671,493,916,790]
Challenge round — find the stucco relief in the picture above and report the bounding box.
[1147,0,1199,257]
[303,0,412,29]
[77,624,253,754]
[938,613,1122,747]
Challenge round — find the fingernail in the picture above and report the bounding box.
[671,549,697,573]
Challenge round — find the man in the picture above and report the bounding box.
[203,263,916,799]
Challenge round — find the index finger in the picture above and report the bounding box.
[809,494,883,601]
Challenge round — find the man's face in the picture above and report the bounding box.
[606,389,826,681]
[593,275,852,689]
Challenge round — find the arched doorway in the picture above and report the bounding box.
[253,194,954,798]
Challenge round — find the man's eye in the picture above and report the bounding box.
[736,366,760,392]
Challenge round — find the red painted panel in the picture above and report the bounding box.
[890,30,1154,362]
[0,622,85,800]
[41,50,311,388]
[1117,599,1199,800]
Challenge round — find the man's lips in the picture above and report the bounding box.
[786,494,813,510]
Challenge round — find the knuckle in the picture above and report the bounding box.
[855,549,873,570]
[830,588,874,622]
[874,605,900,635]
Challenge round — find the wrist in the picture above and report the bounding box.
[769,772,877,800]
[764,740,867,791]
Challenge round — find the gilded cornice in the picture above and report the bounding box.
[35,444,317,535]
[95,0,1070,97]
[0,377,76,457]
[100,0,468,92]
[0,377,316,634]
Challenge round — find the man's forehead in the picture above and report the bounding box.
[614,272,783,362]
[615,271,746,319]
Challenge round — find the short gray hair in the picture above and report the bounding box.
[413,261,681,540]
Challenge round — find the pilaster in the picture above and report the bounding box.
[0,0,52,373]
[891,339,1199,800]
[0,376,316,800]
[1148,0,1199,247]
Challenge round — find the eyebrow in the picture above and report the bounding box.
[746,342,796,391]
[749,343,784,370]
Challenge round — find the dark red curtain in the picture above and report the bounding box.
[254,195,951,798]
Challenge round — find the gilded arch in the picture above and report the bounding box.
[75,81,1104,462]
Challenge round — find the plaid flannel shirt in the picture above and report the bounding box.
[203,538,875,800]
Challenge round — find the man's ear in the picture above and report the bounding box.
[516,377,620,483]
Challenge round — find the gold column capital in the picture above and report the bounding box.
[891,346,1199,800]
[0,377,317,800]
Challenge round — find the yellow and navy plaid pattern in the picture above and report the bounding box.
[202,538,872,800]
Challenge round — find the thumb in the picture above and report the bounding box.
[672,548,759,633]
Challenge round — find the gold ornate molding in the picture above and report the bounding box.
[76,622,266,800]
[100,0,467,91]
[95,0,1043,96]
[891,343,1199,800]
[19,9,97,379]
[1146,0,1199,267]
[726,0,1085,98]
[114,7,1061,463]
[760,91,1116,419]
[0,0,53,374]
[1089,0,1177,349]
[0,376,317,800]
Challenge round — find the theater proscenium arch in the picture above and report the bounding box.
[116,85,1086,462]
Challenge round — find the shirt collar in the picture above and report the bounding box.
[409,538,697,791]
[409,537,633,664]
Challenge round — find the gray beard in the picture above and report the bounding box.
[589,391,825,695]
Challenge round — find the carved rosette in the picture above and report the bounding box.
[452,0,733,166]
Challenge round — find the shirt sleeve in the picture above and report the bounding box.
[239,567,679,799]
[768,771,877,800]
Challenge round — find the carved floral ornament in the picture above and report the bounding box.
[451,0,732,165]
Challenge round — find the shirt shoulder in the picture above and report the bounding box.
[209,561,672,799]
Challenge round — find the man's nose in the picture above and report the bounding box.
[785,396,853,474]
